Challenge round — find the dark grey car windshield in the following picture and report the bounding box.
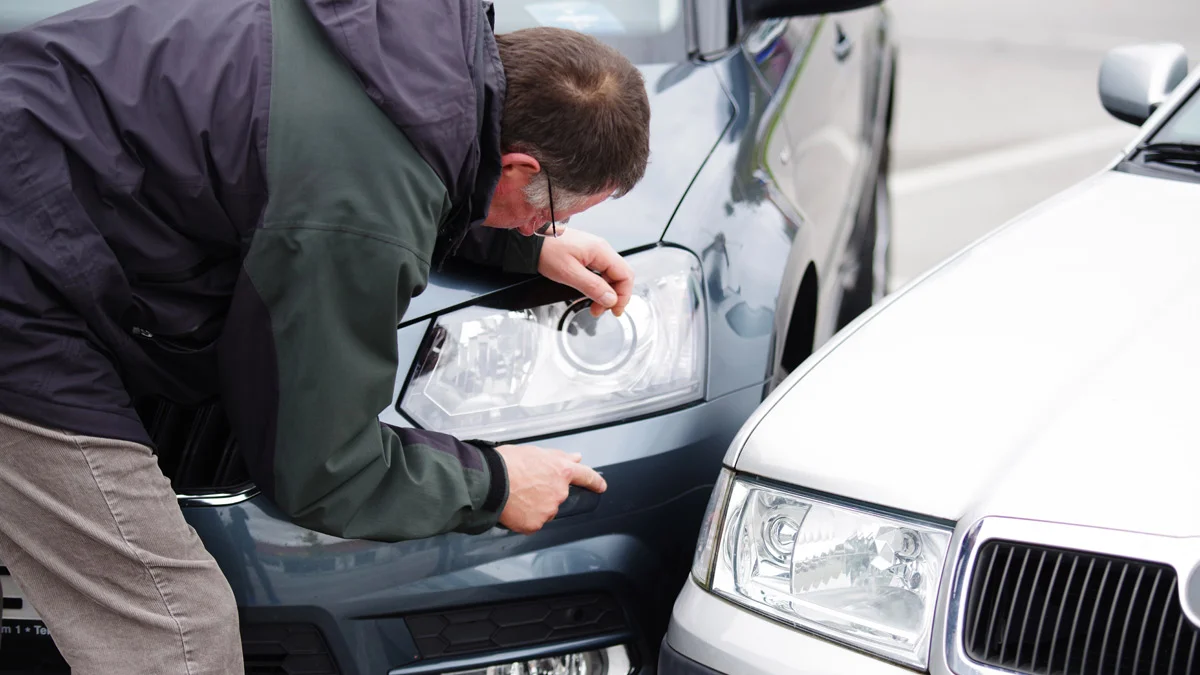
[491,0,687,64]
[1148,85,1200,145]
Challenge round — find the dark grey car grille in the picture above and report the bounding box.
[964,540,1200,675]
[136,397,249,493]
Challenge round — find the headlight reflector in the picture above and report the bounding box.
[401,247,706,440]
[708,478,951,668]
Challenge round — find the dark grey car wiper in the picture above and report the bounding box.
[1137,142,1200,171]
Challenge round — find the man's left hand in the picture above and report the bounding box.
[538,230,634,317]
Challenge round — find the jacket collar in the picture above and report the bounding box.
[435,2,507,267]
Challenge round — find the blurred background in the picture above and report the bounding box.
[887,0,1200,290]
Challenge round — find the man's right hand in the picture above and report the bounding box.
[495,444,607,534]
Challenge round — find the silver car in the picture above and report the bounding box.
[660,43,1200,674]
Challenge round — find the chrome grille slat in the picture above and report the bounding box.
[1188,630,1198,675]
[1014,549,1049,669]
[968,543,1000,654]
[1108,562,1147,672]
[1048,555,1088,673]
[1080,559,1116,674]
[1169,613,1186,675]
[983,545,1017,661]
[1149,578,1176,675]
[998,547,1033,665]
[1028,551,1063,672]
[1129,568,1164,674]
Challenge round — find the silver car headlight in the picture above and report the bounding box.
[401,246,706,441]
[694,476,951,669]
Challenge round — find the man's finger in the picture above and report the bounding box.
[589,253,634,318]
[563,260,619,315]
[554,449,583,463]
[569,463,607,493]
[606,259,635,299]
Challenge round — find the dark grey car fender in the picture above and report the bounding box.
[662,52,811,401]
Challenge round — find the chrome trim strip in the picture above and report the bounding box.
[387,635,633,675]
[944,516,1200,675]
[176,485,260,507]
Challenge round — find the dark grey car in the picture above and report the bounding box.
[0,0,895,673]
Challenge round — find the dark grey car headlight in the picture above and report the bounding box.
[401,247,707,440]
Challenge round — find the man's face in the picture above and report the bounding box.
[484,152,613,235]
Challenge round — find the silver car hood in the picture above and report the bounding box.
[734,169,1200,537]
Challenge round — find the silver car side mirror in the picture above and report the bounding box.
[743,0,882,21]
[688,0,884,62]
[1098,43,1189,126]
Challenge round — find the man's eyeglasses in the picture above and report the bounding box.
[534,170,563,238]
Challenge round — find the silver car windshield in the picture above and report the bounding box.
[491,0,688,64]
[1149,87,1200,146]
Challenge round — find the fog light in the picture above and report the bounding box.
[445,645,632,675]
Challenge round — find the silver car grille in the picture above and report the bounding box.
[945,517,1200,675]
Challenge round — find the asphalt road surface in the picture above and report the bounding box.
[887,0,1200,291]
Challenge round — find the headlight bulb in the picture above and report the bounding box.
[557,299,639,375]
[763,513,800,564]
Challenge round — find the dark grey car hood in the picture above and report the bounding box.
[0,0,84,30]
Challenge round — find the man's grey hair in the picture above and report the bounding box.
[522,173,589,214]
[496,27,650,199]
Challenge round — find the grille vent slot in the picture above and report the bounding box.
[243,623,341,675]
[407,594,627,659]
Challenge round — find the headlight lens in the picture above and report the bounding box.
[401,247,706,441]
[707,478,951,668]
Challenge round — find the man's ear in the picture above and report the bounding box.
[499,152,541,184]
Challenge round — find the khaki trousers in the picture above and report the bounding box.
[0,412,242,674]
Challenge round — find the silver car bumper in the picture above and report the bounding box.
[661,578,912,675]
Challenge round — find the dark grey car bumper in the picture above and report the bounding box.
[184,385,768,675]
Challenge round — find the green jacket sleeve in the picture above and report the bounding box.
[448,226,544,274]
[219,223,508,542]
